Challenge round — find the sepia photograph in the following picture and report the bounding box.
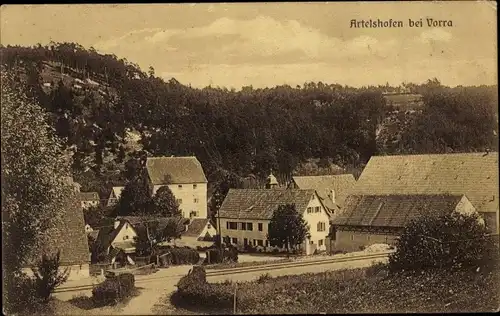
[1,2,498,315]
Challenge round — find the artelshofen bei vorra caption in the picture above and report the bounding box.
[350,18,453,28]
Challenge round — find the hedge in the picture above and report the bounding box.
[204,247,238,264]
[170,247,200,265]
[92,273,135,306]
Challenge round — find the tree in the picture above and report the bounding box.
[1,67,75,312]
[152,186,180,217]
[389,212,498,272]
[31,251,70,303]
[113,167,153,217]
[133,217,186,256]
[267,204,310,253]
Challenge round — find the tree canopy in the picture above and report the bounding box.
[267,204,310,252]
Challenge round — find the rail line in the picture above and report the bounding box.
[54,252,391,293]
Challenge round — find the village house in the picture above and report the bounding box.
[217,174,330,255]
[79,191,100,209]
[332,194,478,252]
[289,174,356,215]
[107,186,125,207]
[93,216,192,264]
[331,152,499,252]
[146,156,208,219]
[107,156,208,220]
[24,177,91,281]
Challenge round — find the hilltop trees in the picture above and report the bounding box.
[267,204,310,253]
[1,67,76,312]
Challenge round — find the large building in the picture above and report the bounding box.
[331,152,499,252]
[332,194,478,252]
[217,185,330,255]
[107,156,208,219]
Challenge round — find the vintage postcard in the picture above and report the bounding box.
[1,2,498,315]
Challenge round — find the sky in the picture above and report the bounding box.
[1,2,497,89]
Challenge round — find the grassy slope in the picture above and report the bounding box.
[169,265,499,314]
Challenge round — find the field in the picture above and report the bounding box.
[168,264,500,314]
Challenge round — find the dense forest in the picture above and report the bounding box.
[1,42,498,201]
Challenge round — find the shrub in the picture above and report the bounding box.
[31,250,70,303]
[169,247,200,265]
[205,246,238,264]
[92,273,135,306]
[389,212,499,272]
[3,272,40,313]
[175,266,233,310]
[257,273,273,283]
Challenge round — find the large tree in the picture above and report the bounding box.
[1,67,75,311]
[267,204,310,253]
[152,186,180,217]
[112,161,153,216]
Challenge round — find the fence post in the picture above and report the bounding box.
[233,282,238,314]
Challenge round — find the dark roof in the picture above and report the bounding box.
[352,152,498,213]
[332,194,465,228]
[218,189,317,220]
[292,174,356,209]
[32,193,90,265]
[79,192,99,201]
[95,225,121,252]
[146,156,208,185]
[183,218,210,237]
[88,230,99,240]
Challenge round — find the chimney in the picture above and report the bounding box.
[114,218,121,229]
[331,190,336,204]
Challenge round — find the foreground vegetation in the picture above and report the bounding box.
[169,264,499,314]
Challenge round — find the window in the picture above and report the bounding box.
[317,222,326,232]
[177,199,183,204]
[258,223,263,231]
[257,240,264,247]
[207,223,211,229]
[193,184,197,189]
[247,223,253,231]
[232,237,238,244]
[178,184,183,189]
[228,222,237,230]
[307,207,312,214]
[189,211,199,218]
[239,222,246,230]
[310,240,314,245]
[253,239,257,246]
[265,240,269,247]
[315,206,320,213]
[318,239,324,246]
[124,235,129,240]
[194,198,199,203]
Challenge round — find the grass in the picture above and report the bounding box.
[205,258,293,270]
[167,263,500,314]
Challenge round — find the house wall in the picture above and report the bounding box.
[82,200,99,209]
[303,195,331,254]
[111,223,137,245]
[455,196,477,215]
[199,222,217,239]
[107,186,125,207]
[218,218,271,248]
[153,183,207,219]
[334,229,399,253]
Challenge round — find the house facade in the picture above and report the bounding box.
[107,186,125,207]
[146,156,208,219]
[79,191,100,209]
[289,174,356,214]
[217,188,330,255]
[332,194,478,252]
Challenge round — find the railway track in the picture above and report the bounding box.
[54,252,391,293]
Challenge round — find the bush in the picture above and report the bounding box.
[204,246,238,264]
[389,212,499,272]
[31,251,69,303]
[92,273,135,306]
[3,272,40,313]
[257,273,273,283]
[169,247,200,265]
[175,266,233,310]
